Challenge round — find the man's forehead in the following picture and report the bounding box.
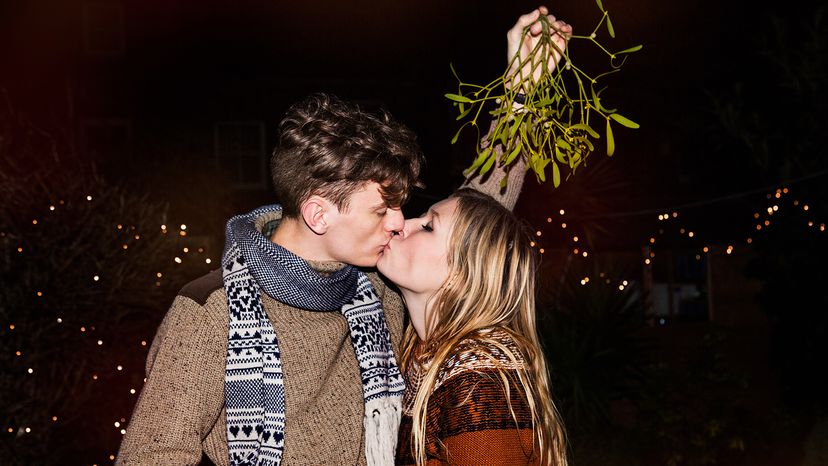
[350,181,388,205]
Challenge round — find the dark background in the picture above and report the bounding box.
[1,0,826,464]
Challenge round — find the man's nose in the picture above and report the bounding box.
[385,208,405,235]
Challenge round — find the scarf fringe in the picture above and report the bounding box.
[364,396,403,466]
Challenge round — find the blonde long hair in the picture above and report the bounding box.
[400,188,568,466]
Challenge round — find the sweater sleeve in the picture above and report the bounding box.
[116,295,227,465]
[426,369,538,466]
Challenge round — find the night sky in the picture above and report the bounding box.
[2,1,827,464]
[2,0,822,244]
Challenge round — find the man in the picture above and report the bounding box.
[117,93,423,465]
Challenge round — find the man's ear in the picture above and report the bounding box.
[300,195,336,235]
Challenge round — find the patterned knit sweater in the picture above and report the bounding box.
[116,263,404,466]
[396,329,539,466]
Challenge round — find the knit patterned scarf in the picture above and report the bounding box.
[221,204,404,466]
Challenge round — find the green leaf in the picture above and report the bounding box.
[596,0,604,11]
[455,106,472,121]
[505,144,522,165]
[555,145,567,164]
[537,96,558,107]
[509,114,524,139]
[479,153,496,176]
[609,113,640,129]
[606,119,615,156]
[615,44,643,55]
[499,175,508,189]
[556,138,572,150]
[590,86,602,112]
[445,93,474,103]
[451,125,464,144]
[465,148,491,174]
[531,156,551,182]
[606,15,615,38]
[552,160,561,187]
[571,123,600,138]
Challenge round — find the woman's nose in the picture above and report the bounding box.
[396,218,418,239]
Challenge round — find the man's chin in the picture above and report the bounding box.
[349,255,381,269]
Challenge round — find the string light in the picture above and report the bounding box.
[86,195,92,201]
[205,258,212,264]
[174,257,182,264]
[93,275,100,281]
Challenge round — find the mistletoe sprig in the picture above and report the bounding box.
[447,0,642,188]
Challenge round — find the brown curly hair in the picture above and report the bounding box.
[270,93,425,218]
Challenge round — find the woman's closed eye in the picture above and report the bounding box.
[421,222,433,232]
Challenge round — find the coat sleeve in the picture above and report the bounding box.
[116,295,227,465]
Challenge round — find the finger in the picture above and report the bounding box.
[512,8,541,31]
[538,5,548,15]
[508,9,542,45]
[551,20,571,37]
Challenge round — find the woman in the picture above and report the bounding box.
[378,188,568,466]
[377,7,570,465]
